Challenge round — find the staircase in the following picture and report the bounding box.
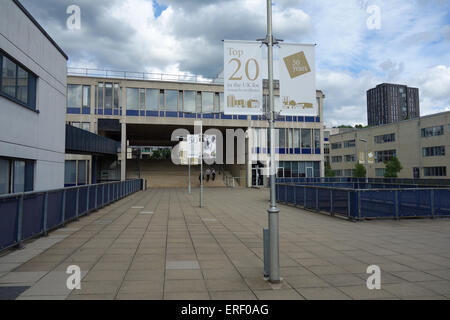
[127,159,228,188]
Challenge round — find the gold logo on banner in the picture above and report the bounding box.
[227,95,260,109]
[282,97,313,109]
[283,51,311,79]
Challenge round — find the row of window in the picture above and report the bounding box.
[277,161,321,178]
[0,157,34,195]
[331,154,356,163]
[421,126,444,137]
[374,150,396,163]
[252,128,321,150]
[332,169,355,177]
[422,146,445,157]
[424,167,447,177]
[64,160,90,186]
[0,52,37,110]
[331,139,355,150]
[68,84,91,109]
[374,133,395,144]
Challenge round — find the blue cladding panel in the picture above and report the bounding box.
[126,110,139,116]
[22,194,44,240]
[305,116,315,122]
[222,114,232,120]
[238,115,247,120]
[302,149,312,155]
[184,113,196,118]
[316,117,320,122]
[179,112,184,118]
[47,191,63,230]
[166,112,178,118]
[298,116,304,122]
[104,109,113,115]
[286,116,292,122]
[294,148,301,154]
[251,116,258,121]
[82,107,90,115]
[203,114,214,119]
[0,198,19,250]
[315,148,321,154]
[140,111,145,116]
[67,108,81,114]
[146,111,159,117]
[160,112,165,117]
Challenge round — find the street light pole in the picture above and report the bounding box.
[265,0,280,283]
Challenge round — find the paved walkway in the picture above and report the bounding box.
[1,187,450,300]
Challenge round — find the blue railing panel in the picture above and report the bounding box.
[0,197,19,250]
[22,193,44,240]
[399,190,431,217]
[47,191,63,229]
[65,189,77,220]
[435,189,450,217]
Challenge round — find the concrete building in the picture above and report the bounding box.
[65,70,325,187]
[367,83,420,126]
[329,111,450,179]
[0,0,67,195]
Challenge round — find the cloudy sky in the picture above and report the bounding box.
[20,0,450,126]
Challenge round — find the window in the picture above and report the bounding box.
[421,126,444,137]
[375,150,397,163]
[345,154,356,162]
[219,92,224,113]
[331,142,342,150]
[202,92,214,113]
[64,160,77,186]
[126,88,139,110]
[375,168,386,177]
[1,53,37,110]
[68,84,82,109]
[97,82,119,112]
[139,89,146,111]
[145,89,159,111]
[183,91,196,113]
[301,129,311,148]
[288,129,293,149]
[344,140,356,148]
[423,146,445,157]
[424,167,447,177]
[333,170,342,177]
[314,130,321,149]
[0,159,10,195]
[279,129,286,148]
[82,86,90,108]
[196,92,202,113]
[78,161,87,185]
[0,157,34,195]
[332,156,343,163]
[165,90,179,111]
[294,129,300,148]
[374,133,395,144]
[104,83,113,110]
[214,93,220,113]
[344,169,354,177]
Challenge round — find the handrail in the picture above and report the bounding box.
[67,67,223,85]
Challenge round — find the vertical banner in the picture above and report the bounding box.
[224,40,263,115]
[279,43,317,116]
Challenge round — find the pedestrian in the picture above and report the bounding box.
[206,168,211,182]
[212,169,216,181]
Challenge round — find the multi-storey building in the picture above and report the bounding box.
[0,0,67,195]
[367,83,420,126]
[329,111,450,179]
[65,70,326,187]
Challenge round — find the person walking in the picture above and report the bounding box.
[212,169,216,181]
[205,168,211,182]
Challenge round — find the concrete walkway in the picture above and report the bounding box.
[1,187,450,300]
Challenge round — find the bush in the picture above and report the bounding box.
[384,157,403,178]
[354,163,366,178]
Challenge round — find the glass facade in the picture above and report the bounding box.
[146,89,159,111]
[126,88,139,110]
[68,84,82,109]
[0,159,10,195]
[278,161,320,178]
[301,129,311,148]
[183,91,196,113]
[165,90,178,111]
[202,92,214,113]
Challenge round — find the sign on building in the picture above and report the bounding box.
[203,135,217,160]
[279,43,317,116]
[224,40,264,115]
[359,151,375,164]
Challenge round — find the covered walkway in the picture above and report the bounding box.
[1,188,450,300]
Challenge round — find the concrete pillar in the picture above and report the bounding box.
[247,127,252,188]
[121,122,127,181]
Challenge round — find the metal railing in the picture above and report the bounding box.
[276,183,450,221]
[276,177,450,187]
[67,67,221,84]
[0,179,143,253]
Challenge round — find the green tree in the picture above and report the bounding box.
[354,163,366,178]
[325,163,335,177]
[384,157,403,178]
